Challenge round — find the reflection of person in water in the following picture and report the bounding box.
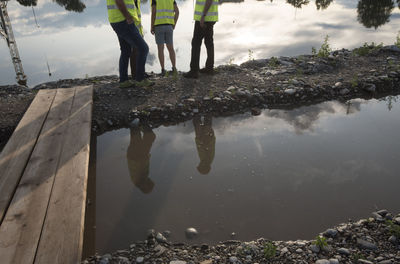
[193,115,216,175]
[127,126,156,193]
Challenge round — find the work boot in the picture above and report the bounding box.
[171,67,178,79]
[183,70,199,79]
[119,80,135,89]
[199,68,215,75]
[161,69,167,77]
[135,79,155,88]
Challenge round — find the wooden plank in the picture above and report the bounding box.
[35,85,93,264]
[0,89,57,224]
[0,88,76,264]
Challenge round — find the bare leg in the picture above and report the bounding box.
[157,44,165,71]
[166,43,176,69]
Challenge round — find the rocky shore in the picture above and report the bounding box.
[1,45,400,151]
[83,211,400,264]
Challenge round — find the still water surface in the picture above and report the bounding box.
[93,96,400,254]
[1,0,400,86]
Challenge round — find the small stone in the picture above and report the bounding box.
[186,98,195,103]
[213,97,222,102]
[136,256,144,263]
[357,238,377,250]
[193,108,199,113]
[162,230,171,238]
[377,209,388,216]
[315,259,330,264]
[340,88,349,95]
[185,227,199,239]
[393,217,400,224]
[334,82,342,88]
[329,259,339,264]
[372,212,384,222]
[203,96,210,101]
[169,261,186,264]
[156,232,167,243]
[280,247,289,254]
[389,235,397,244]
[324,229,338,238]
[295,248,303,253]
[251,107,261,116]
[310,244,320,253]
[229,256,238,263]
[200,260,213,264]
[364,84,376,93]
[338,248,350,255]
[358,260,373,264]
[284,88,296,95]
[378,260,393,264]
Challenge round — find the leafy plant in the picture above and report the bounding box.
[395,32,400,48]
[318,35,332,58]
[248,49,255,61]
[386,220,400,238]
[352,253,366,262]
[311,46,317,56]
[313,235,328,249]
[263,242,277,259]
[227,57,235,65]
[268,57,279,68]
[353,42,383,56]
[351,75,359,88]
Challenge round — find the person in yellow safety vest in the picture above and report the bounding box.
[150,0,179,77]
[107,0,154,88]
[183,0,218,79]
[129,0,144,80]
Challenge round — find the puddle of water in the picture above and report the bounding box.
[1,0,400,86]
[87,96,400,254]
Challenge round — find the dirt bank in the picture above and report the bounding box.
[2,45,400,151]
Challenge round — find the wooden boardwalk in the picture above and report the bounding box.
[0,86,93,264]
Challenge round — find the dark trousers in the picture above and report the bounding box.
[190,21,215,72]
[111,20,149,82]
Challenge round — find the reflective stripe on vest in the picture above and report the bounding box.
[107,0,139,24]
[135,0,143,36]
[155,0,175,25]
[194,0,218,22]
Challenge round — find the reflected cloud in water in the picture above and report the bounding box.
[94,97,400,252]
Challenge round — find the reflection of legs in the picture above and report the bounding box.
[190,22,204,72]
[157,44,165,71]
[166,44,176,69]
[204,23,215,70]
[130,47,138,79]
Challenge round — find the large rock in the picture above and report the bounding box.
[357,238,377,250]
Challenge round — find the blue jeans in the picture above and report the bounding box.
[111,20,149,82]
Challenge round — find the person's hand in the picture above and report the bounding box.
[151,26,155,35]
[200,16,205,28]
[126,15,134,24]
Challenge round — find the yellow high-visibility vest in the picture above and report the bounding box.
[107,0,139,24]
[135,0,143,36]
[153,0,175,25]
[194,0,218,22]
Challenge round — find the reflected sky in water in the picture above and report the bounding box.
[93,96,400,253]
[1,0,400,86]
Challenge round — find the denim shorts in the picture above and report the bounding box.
[154,24,173,44]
